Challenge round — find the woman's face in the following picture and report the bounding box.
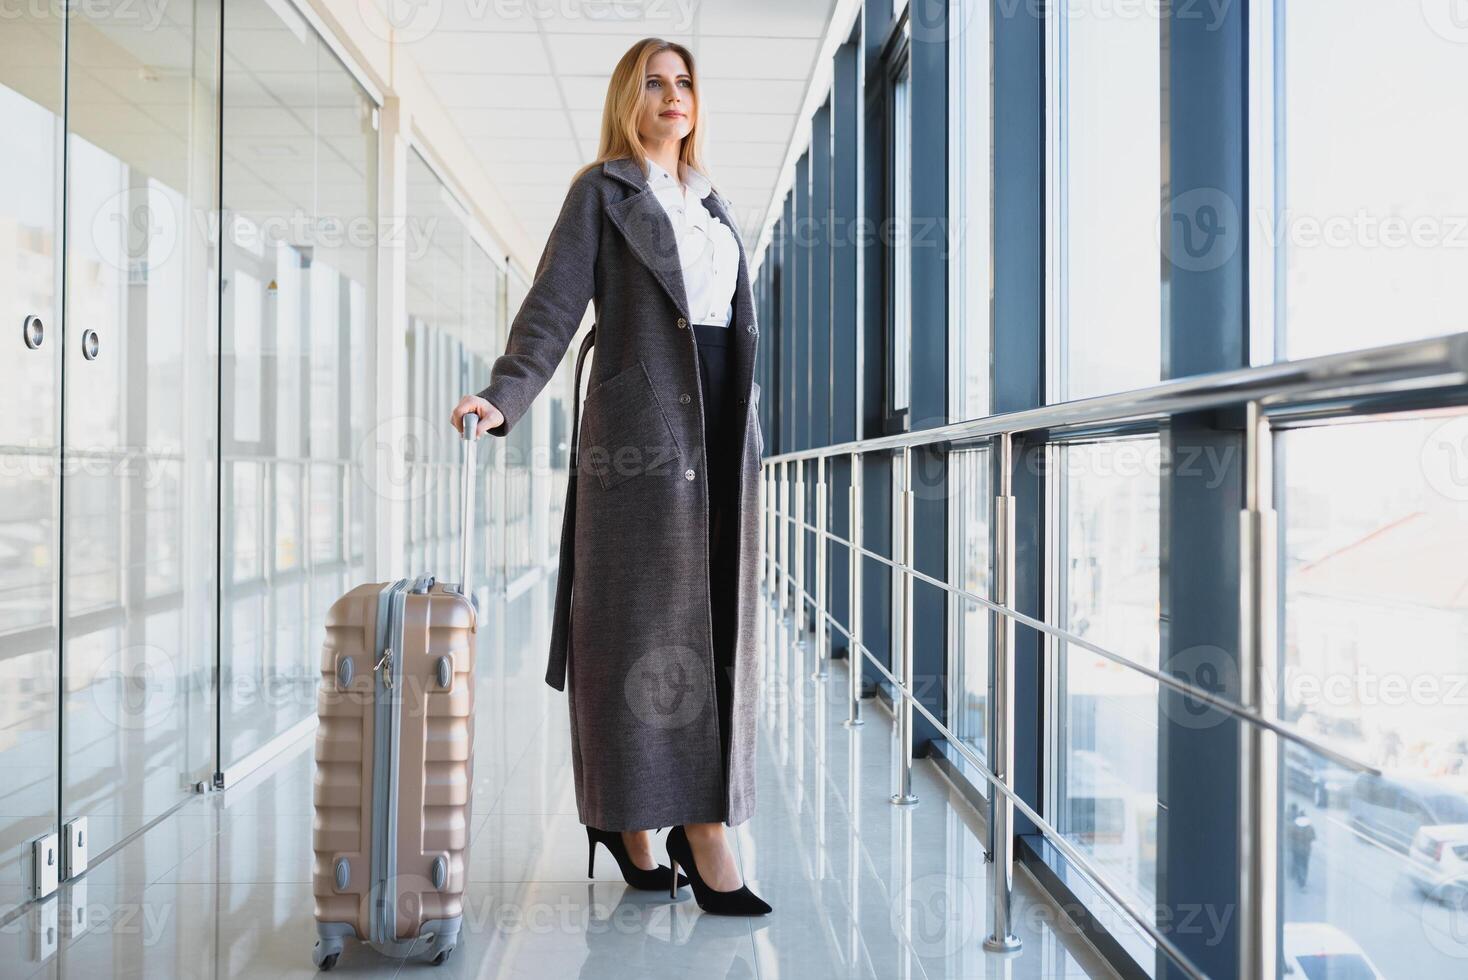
[637,48,695,145]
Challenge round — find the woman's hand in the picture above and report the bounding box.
[450,394,504,437]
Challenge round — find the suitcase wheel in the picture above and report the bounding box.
[432,949,453,966]
[312,936,345,971]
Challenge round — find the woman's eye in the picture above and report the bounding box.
[678,79,692,89]
[646,79,660,88]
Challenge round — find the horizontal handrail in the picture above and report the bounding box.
[770,524,1381,780]
[757,332,1468,979]
[762,332,1468,464]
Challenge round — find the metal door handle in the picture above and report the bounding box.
[22,315,43,350]
[81,329,99,360]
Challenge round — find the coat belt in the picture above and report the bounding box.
[544,326,597,691]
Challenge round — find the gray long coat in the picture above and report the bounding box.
[476,155,763,831]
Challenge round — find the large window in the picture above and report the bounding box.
[1261,1,1468,361]
[1277,412,1468,976]
[220,0,378,768]
[1051,437,1162,915]
[950,449,992,762]
[403,150,506,591]
[1049,0,1163,401]
[949,0,991,423]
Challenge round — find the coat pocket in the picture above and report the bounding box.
[579,360,682,491]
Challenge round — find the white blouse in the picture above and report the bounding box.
[644,157,739,327]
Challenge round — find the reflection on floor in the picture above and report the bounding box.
[11,580,1117,979]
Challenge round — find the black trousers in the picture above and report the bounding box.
[693,323,737,793]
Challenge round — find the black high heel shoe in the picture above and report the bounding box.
[664,825,772,915]
[585,825,689,891]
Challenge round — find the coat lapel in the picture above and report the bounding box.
[602,158,690,320]
[601,156,756,398]
[700,187,758,389]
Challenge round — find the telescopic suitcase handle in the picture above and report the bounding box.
[459,412,480,598]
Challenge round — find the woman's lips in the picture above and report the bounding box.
[660,111,685,119]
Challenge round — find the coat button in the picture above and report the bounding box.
[684,468,695,480]
[746,325,757,334]
[679,393,691,404]
[677,317,688,329]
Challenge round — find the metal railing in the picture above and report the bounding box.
[756,332,1468,980]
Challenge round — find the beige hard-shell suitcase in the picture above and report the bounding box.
[311,415,483,970]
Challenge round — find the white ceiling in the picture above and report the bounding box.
[374,0,838,250]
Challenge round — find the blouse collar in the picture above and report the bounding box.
[643,156,713,200]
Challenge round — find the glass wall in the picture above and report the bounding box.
[0,6,64,920]
[1049,0,1162,401]
[1051,437,1162,916]
[949,0,991,423]
[950,449,991,759]
[61,0,222,863]
[1276,412,1468,976]
[1268,1,1468,361]
[752,0,1468,975]
[219,0,378,769]
[403,149,505,595]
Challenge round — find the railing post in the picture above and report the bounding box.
[844,451,864,727]
[812,454,828,678]
[793,461,807,644]
[985,432,1021,952]
[778,460,789,618]
[891,446,918,807]
[1239,401,1279,980]
[763,460,775,586]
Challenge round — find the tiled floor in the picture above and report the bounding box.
[7,584,1117,979]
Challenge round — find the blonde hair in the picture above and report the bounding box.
[573,37,714,190]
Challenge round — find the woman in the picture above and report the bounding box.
[450,37,770,917]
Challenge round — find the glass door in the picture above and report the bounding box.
[0,4,64,921]
[61,3,221,861]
